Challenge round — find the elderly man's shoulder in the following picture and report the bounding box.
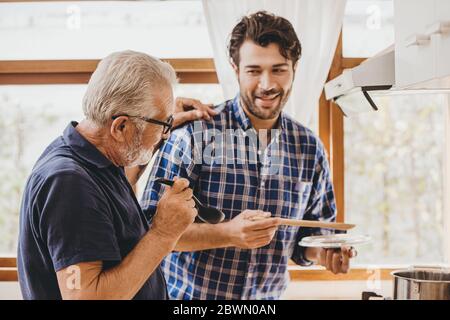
[27,138,95,190]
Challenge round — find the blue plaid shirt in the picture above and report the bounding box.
[141,95,336,300]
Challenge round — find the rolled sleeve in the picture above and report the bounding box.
[291,143,338,266]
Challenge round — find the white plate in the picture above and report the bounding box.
[298,234,372,248]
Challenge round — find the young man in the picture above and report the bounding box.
[141,11,356,300]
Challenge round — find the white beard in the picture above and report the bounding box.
[127,147,153,167]
[123,133,153,167]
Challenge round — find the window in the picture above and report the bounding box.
[344,93,448,265]
[0,85,85,255]
[174,84,224,106]
[0,0,212,60]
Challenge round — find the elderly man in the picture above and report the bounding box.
[142,11,356,300]
[17,50,215,300]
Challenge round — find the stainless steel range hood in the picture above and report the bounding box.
[324,45,395,117]
[324,42,450,117]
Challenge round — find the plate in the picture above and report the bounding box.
[298,234,371,248]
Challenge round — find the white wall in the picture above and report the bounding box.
[0,282,22,300]
[282,280,393,300]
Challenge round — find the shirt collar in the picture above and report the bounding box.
[231,94,287,132]
[231,95,252,131]
[62,121,113,169]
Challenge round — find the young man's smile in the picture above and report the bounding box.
[234,41,295,124]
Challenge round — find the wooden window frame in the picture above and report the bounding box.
[319,31,366,222]
[0,59,218,84]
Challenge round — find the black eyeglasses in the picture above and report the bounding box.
[112,114,174,134]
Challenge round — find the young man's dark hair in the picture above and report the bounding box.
[228,10,302,67]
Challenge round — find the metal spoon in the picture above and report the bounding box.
[155,178,225,224]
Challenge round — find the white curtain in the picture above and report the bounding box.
[202,0,346,128]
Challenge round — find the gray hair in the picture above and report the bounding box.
[82,50,178,127]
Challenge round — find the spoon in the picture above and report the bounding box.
[155,178,225,224]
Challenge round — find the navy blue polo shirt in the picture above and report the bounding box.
[17,121,167,300]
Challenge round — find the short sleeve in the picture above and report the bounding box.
[36,171,121,271]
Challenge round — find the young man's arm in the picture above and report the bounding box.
[291,141,337,266]
[174,210,280,251]
[141,122,280,252]
[290,140,356,274]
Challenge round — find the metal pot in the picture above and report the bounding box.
[392,267,450,300]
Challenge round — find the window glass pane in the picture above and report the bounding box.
[0,0,212,60]
[0,83,223,254]
[343,0,394,57]
[345,93,447,265]
[174,84,224,106]
[0,85,85,255]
